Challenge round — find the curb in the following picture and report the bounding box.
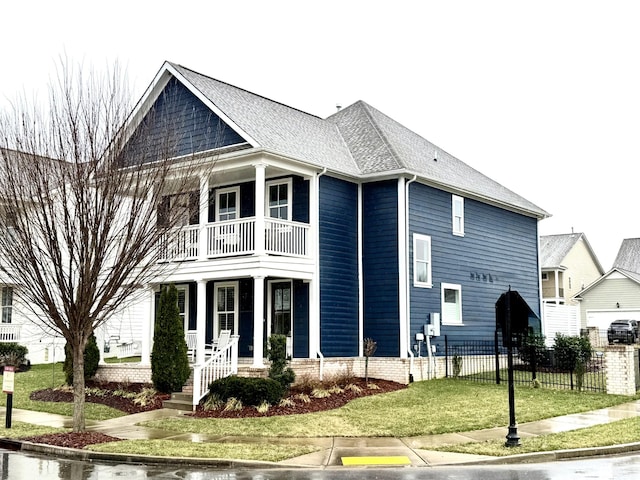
[3,436,640,468]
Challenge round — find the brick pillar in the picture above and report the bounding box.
[605,345,637,395]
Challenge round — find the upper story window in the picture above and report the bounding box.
[158,191,199,227]
[452,195,464,236]
[1,286,13,324]
[541,272,549,281]
[266,179,292,220]
[413,234,432,288]
[216,187,239,222]
[441,283,462,325]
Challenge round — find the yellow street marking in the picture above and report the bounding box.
[341,456,411,466]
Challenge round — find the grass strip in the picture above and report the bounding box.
[436,416,640,456]
[87,439,319,462]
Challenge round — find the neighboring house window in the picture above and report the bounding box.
[441,283,462,325]
[266,179,292,220]
[216,187,239,221]
[541,272,549,281]
[413,234,432,288]
[215,282,238,335]
[1,287,12,323]
[452,195,464,236]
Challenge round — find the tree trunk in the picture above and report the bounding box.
[72,341,86,432]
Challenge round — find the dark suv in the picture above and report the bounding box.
[607,319,639,344]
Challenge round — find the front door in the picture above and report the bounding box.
[271,281,292,336]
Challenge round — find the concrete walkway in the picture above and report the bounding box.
[2,400,640,467]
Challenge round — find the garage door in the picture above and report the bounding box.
[586,310,640,331]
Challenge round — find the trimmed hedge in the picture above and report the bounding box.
[208,375,285,406]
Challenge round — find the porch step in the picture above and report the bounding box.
[162,392,193,411]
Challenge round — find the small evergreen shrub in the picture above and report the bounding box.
[518,334,549,367]
[151,284,191,393]
[208,375,285,406]
[0,343,28,368]
[267,334,295,390]
[64,334,100,385]
[553,333,592,372]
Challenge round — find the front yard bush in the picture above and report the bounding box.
[208,376,285,406]
[0,343,28,368]
[553,333,592,371]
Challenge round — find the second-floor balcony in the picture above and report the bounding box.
[159,217,309,262]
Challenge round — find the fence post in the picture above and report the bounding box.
[531,343,537,382]
[445,335,449,378]
[494,331,500,384]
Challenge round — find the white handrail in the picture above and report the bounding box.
[192,335,239,408]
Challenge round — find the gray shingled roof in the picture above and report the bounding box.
[167,62,547,218]
[540,233,584,269]
[613,238,640,274]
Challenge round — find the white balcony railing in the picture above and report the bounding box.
[159,225,200,262]
[0,324,21,342]
[160,218,309,261]
[265,218,308,257]
[206,218,255,257]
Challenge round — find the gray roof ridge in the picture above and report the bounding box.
[168,62,324,120]
[358,101,405,169]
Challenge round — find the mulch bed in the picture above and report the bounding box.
[191,378,406,418]
[29,381,171,414]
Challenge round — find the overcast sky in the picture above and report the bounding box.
[2,0,638,269]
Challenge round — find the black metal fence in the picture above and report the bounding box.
[444,334,606,392]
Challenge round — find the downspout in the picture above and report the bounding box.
[315,168,327,377]
[405,175,418,381]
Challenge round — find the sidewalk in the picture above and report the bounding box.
[2,399,640,468]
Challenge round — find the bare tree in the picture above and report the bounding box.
[0,60,215,432]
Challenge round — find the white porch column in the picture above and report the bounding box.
[254,163,266,256]
[199,174,210,259]
[554,270,560,304]
[252,276,265,367]
[140,287,155,365]
[195,279,207,364]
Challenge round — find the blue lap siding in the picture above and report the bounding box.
[362,180,400,357]
[408,183,540,351]
[125,78,245,161]
[319,176,359,356]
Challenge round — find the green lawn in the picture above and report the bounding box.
[0,363,126,420]
[141,378,637,438]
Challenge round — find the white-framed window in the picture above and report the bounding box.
[452,195,464,236]
[159,191,199,227]
[1,287,12,324]
[265,179,292,220]
[413,234,432,288]
[176,285,189,332]
[541,272,549,281]
[216,187,239,222]
[441,283,462,325]
[214,282,238,336]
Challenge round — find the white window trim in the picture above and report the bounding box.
[413,234,432,288]
[265,178,293,221]
[216,186,240,222]
[213,281,239,337]
[541,272,549,281]
[176,285,189,333]
[441,283,463,325]
[1,286,13,324]
[452,195,464,236]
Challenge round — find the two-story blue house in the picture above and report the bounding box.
[99,61,547,399]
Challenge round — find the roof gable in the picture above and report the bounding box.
[122,77,248,161]
[613,238,640,274]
